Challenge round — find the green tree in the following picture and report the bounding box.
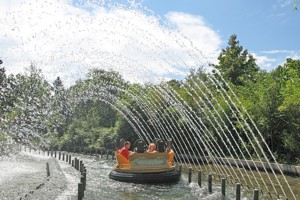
[0,65,18,137]
[212,34,259,86]
[246,59,300,163]
[277,59,300,163]
[47,77,71,137]
[0,66,7,120]
[6,65,51,146]
[51,69,126,150]
[294,0,298,10]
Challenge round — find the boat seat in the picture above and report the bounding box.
[168,150,175,167]
[156,140,166,152]
[166,138,173,152]
[153,138,159,146]
[115,153,130,166]
[135,139,147,153]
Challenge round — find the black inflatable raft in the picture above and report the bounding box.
[109,169,181,183]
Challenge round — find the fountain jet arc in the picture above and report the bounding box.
[0,0,297,199]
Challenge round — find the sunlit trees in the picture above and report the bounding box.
[6,65,51,146]
[0,65,7,122]
[1,44,299,164]
[212,34,259,86]
[47,77,71,137]
[238,58,300,163]
[277,59,300,162]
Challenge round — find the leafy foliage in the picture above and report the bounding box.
[0,36,299,164]
[211,34,259,86]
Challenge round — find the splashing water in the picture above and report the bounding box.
[0,0,298,199]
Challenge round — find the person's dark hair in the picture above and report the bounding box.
[124,141,130,146]
[118,138,125,149]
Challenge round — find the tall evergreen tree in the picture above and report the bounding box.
[0,63,7,123]
[212,34,259,86]
[48,76,70,137]
[6,65,51,146]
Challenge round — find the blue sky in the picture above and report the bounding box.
[142,0,300,70]
[0,0,299,85]
[144,0,299,50]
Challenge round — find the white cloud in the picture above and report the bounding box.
[279,0,293,8]
[0,0,221,86]
[262,50,293,54]
[252,49,300,71]
[252,53,277,71]
[272,0,293,9]
[289,55,300,60]
[165,12,221,63]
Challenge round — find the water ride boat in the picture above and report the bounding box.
[109,139,181,183]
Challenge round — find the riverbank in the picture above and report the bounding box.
[0,151,79,200]
[177,154,300,177]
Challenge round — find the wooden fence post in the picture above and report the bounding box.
[46,163,50,177]
[83,170,87,190]
[236,183,241,200]
[208,173,212,194]
[253,189,259,200]
[78,183,84,200]
[221,178,226,199]
[188,167,192,183]
[198,170,202,187]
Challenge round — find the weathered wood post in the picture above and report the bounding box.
[78,182,84,200]
[208,173,213,194]
[253,189,259,200]
[80,176,85,197]
[62,153,65,161]
[81,163,84,174]
[47,150,49,156]
[76,159,79,171]
[81,164,84,175]
[74,158,78,169]
[75,158,79,170]
[188,167,192,183]
[75,158,77,170]
[69,155,71,165]
[106,150,109,159]
[79,160,83,172]
[198,170,202,187]
[101,149,103,159]
[51,150,53,157]
[236,183,241,200]
[46,163,50,177]
[54,151,57,158]
[83,170,87,190]
[221,178,226,199]
[59,152,61,160]
[66,154,68,162]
